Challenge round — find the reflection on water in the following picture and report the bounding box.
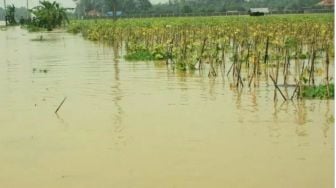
[0,27,334,188]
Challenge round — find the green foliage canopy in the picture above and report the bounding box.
[31,1,69,31]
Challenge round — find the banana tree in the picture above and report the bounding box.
[31,1,69,31]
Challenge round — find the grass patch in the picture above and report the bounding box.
[125,50,166,61]
[67,25,82,34]
[125,50,154,61]
[302,84,334,99]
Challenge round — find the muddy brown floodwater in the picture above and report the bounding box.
[0,27,334,188]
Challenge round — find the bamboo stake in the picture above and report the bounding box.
[55,97,67,114]
[270,75,287,101]
[264,37,269,64]
[291,79,300,100]
[326,46,330,97]
[221,44,226,71]
[198,37,207,70]
[308,49,316,86]
[274,58,280,101]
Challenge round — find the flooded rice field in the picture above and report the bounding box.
[0,27,334,188]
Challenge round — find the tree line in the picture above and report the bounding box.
[0,0,329,21]
[75,0,327,17]
[75,0,152,16]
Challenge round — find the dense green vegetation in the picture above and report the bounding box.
[31,1,69,31]
[302,84,334,99]
[125,50,165,61]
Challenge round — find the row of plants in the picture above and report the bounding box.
[67,14,334,99]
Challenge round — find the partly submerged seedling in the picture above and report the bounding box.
[301,84,334,99]
[125,50,166,61]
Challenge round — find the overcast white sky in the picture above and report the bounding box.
[1,0,169,8]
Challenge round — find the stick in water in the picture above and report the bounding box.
[55,97,67,114]
[269,75,287,101]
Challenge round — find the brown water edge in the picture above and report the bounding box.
[0,27,334,188]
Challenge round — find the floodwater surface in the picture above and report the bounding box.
[0,27,334,188]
